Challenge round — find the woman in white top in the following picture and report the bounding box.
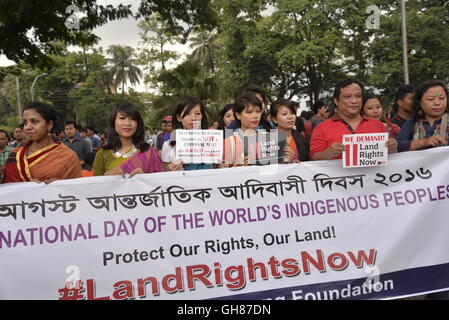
[161,96,213,171]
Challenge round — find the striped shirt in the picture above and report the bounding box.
[0,146,12,167]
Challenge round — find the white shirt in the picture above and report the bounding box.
[161,140,176,163]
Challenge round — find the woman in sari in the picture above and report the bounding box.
[92,102,163,176]
[2,102,81,183]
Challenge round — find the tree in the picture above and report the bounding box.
[107,45,142,94]
[190,31,219,75]
[369,1,449,104]
[137,14,180,93]
[211,0,269,101]
[0,0,216,74]
[0,49,149,130]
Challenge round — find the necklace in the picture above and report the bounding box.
[113,145,138,158]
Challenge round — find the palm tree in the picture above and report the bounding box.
[189,31,218,75]
[107,45,142,94]
[98,67,117,94]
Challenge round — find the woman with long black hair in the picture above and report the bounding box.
[161,96,213,171]
[92,102,163,176]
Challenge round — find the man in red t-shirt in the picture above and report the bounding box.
[310,79,397,160]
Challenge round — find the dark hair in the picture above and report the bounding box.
[333,79,365,100]
[218,104,234,130]
[393,84,414,113]
[23,102,58,125]
[0,129,10,141]
[312,100,327,114]
[362,91,383,116]
[412,79,449,121]
[64,120,78,130]
[171,96,208,130]
[80,128,88,134]
[243,84,267,105]
[17,123,24,130]
[104,101,149,152]
[363,91,382,106]
[270,99,298,118]
[303,111,314,121]
[169,96,208,147]
[233,92,263,129]
[86,126,96,133]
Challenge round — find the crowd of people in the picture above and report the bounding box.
[0,78,447,184]
[0,77,448,299]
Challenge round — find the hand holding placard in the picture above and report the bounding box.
[343,133,389,168]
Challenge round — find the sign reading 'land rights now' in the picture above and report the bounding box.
[342,133,389,168]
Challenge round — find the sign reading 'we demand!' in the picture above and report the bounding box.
[342,133,389,168]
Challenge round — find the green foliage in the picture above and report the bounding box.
[137,14,180,92]
[0,49,149,131]
[0,0,216,71]
[368,0,449,104]
[107,45,142,94]
[2,0,449,130]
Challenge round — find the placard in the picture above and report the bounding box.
[176,130,223,164]
[343,133,388,168]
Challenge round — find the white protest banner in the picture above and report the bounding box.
[1,147,449,300]
[342,133,389,168]
[176,130,223,164]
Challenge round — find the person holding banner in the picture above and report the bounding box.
[270,99,309,163]
[396,80,449,300]
[227,84,274,131]
[222,92,285,166]
[161,96,213,171]
[397,79,449,152]
[362,92,400,139]
[92,102,163,177]
[2,102,82,184]
[310,79,398,161]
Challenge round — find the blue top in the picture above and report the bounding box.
[90,135,102,149]
[396,118,448,152]
[163,133,171,142]
[184,164,213,171]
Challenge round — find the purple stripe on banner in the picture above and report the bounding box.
[210,262,449,300]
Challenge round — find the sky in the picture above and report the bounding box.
[0,0,192,92]
[92,1,192,92]
[0,1,301,108]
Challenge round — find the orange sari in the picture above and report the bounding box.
[2,142,82,183]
